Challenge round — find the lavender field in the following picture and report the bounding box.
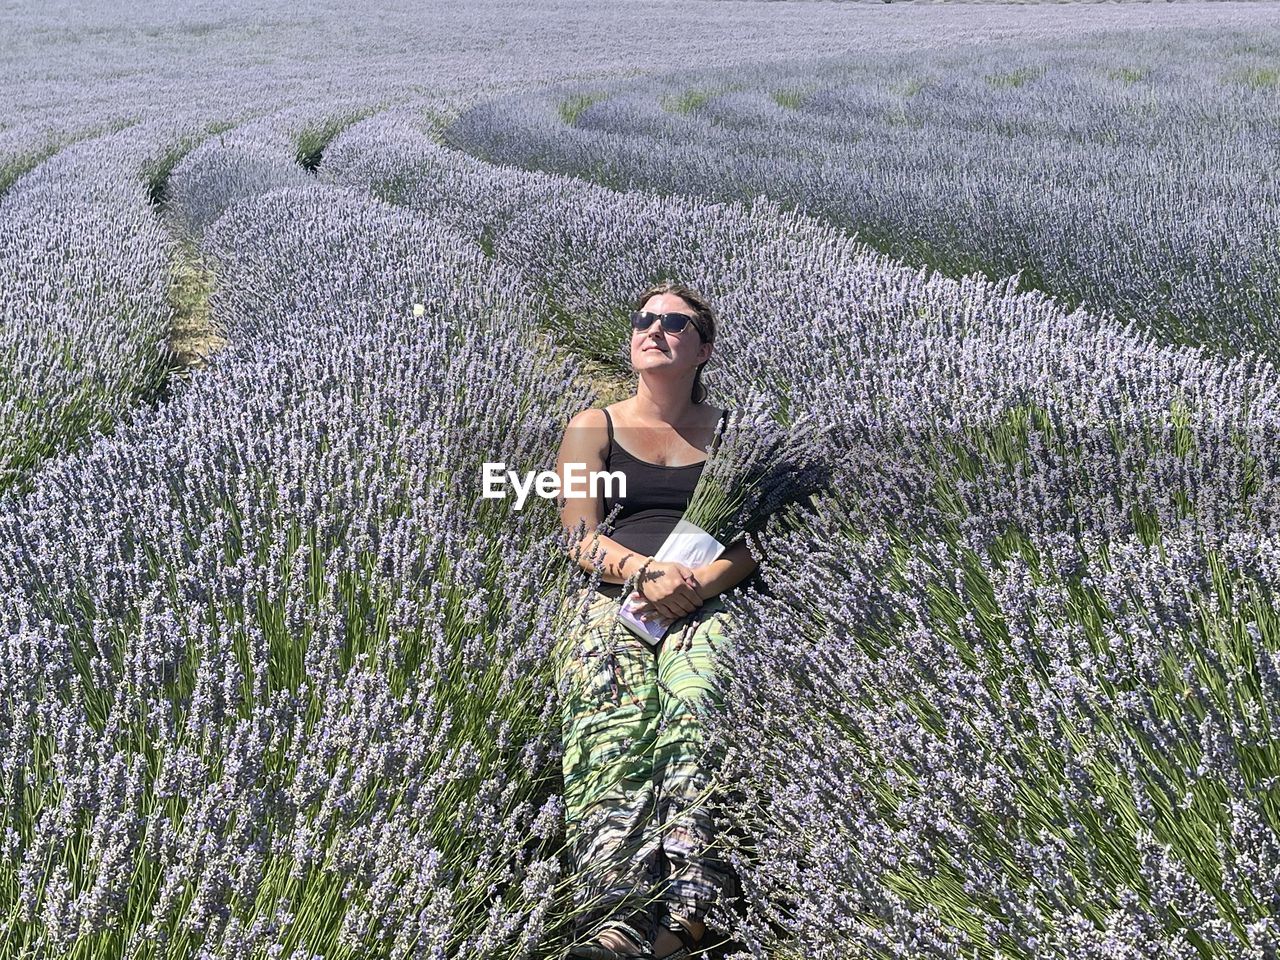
[2,1,1280,958]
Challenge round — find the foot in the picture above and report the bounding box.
[653,914,705,957]
[596,927,647,955]
[569,909,654,959]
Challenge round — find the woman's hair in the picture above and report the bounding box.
[631,279,718,404]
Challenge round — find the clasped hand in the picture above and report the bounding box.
[627,560,704,628]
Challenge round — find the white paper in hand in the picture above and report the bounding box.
[617,519,726,646]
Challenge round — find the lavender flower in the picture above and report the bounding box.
[682,395,832,545]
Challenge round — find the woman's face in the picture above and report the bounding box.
[629,293,712,380]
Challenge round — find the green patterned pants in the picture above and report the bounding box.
[552,585,740,942]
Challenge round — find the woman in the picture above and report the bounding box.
[552,280,760,959]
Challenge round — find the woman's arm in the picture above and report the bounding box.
[555,408,637,582]
[627,532,762,622]
[689,537,759,601]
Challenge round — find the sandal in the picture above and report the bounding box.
[567,910,655,959]
[653,915,703,960]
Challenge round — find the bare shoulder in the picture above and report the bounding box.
[560,407,610,456]
[565,407,609,433]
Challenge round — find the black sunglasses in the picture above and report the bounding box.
[629,310,707,340]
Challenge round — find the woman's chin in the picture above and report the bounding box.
[635,358,682,376]
[634,348,678,365]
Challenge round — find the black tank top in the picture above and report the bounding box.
[594,406,727,600]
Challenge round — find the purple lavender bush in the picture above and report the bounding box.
[6,4,1280,957]
[0,121,185,495]
[444,25,1280,355]
[164,104,379,243]
[0,182,599,958]
[326,112,1280,956]
[700,515,1280,959]
[328,114,1280,548]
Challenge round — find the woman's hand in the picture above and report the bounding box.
[627,561,703,625]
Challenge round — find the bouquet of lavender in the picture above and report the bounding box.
[619,398,832,644]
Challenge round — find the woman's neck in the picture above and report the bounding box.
[631,377,695,424]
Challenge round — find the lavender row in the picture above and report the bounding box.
[0,120,132,198]
[325,111,1280,955]
[10,0,1234,142]
[443,26,1280,355]
[700,508,1280,959]
[322,112,1280,551]
[0,179,596,957]
[0,121,195,494]
[164,102,387,244]
[4,6,1278,956]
